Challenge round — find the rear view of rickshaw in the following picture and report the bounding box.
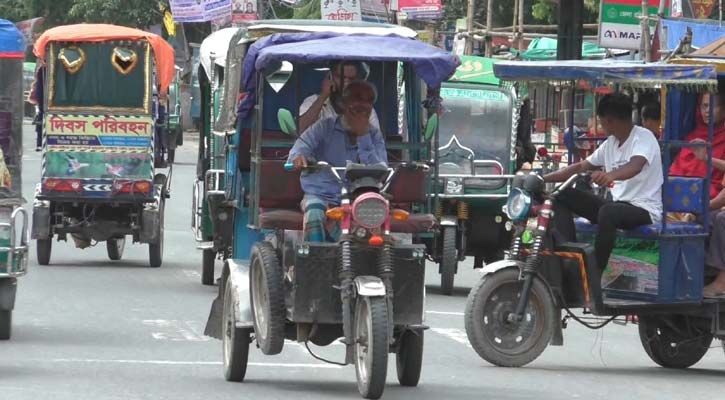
[0,20,30,340]
[31,25,175,267]
[203,30,458,399]
[429,55,518,294]
[464,60,725,369]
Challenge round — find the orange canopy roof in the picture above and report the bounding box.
[34,24,175,94]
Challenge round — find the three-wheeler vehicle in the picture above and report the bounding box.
[31,24,175,267]
[464,60,725,369]
[192,21,418,285]
[0,19,30,340]
[163,66,183,164]
[203,30,458,398]
[429,55,518,294]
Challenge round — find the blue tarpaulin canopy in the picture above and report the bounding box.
[0,19,25,57]
[238,32,460,118]
[661,17,725,51]
[493,60,717,89]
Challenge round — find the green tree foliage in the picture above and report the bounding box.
[68,0,168,28]
[532,0,600,23]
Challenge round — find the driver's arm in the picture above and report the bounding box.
[357,126,387,165]
[299,95,328,134]
[287,118,327,164]
[543,160,596,183]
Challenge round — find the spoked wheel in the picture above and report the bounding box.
[396,329,423,387]
[354,296,389,399]
[249,242,285,355]
[464,268,556,367]
[149,201,165,268]
[0,310,11,340]
[202,249,216,285]
[440,226,457,296]
[638,315,713,369]
[223,277,250,381]
[36,238,52,266]
[106,237,125,261]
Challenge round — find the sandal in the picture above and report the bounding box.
[703,285,725,298]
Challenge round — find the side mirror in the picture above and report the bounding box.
[278,108,297,136]
[423,114,438,142]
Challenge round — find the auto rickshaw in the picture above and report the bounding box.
[192,21,418,285]
[165,66,183,163]
[31,24,175,267]
[464,59,725,369]
[428,55,519,295]
[202,29,459,399]
[0,19,30,340]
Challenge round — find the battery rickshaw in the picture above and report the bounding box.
[464,60,725,369]
[31,25,175,267]
[0,20,30,340]
[192,21,418,285]
[428,55,518,295]
[202,31,458,398]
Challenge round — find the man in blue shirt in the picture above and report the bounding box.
[288,80,387,241]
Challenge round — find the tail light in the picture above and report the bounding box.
[112,180,152,195]
[43,179,82,192]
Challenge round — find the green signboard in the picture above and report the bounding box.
[599,0,669,50]
[448,55,499,86]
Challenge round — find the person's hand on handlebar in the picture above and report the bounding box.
[591,171,613,187]
[291,155,308,170]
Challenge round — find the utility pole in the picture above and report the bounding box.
[557,0,583,60]
[518,0,524,51]
[484,0,493,57]
[465,0,475,55]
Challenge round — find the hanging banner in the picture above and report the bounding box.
[691,0,716,18]
[15,17,44,46]
[397,0,441,21]
[170,0,232,23]
[232,0,259,23]
[321,0,362,22]
[598,0,669,50]
[360,0,388,16]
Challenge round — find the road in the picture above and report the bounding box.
[2,123,725,400]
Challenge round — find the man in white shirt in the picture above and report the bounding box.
[298,61,380,134]
[543,93,663,273]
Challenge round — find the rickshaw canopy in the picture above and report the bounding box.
[0,19,25,58]
[493,60,718,89]
[33,24,175,94]
[238,32,460,118]
[200,27,238,79]
[669,37,725,75]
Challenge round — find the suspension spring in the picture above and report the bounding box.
[523,234,544,273]
[435,202,443,219]
[339,240,354,281]
[508,236,522,260]
[457,201,469,220]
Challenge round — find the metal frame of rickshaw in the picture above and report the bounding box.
[463,59,725,369]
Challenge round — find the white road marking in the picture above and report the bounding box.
[182,270,201,279]
[426,310,464,316]
[431,328,471,348]
[142,319,210,341]
[48,359,343,369]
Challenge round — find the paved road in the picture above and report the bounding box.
[2,123,725,400]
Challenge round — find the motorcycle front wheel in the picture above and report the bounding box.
[354,296,389,399]
[464,268,556,367]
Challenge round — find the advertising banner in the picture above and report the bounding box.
[598,0,669,50]
[321,0,362,21]
[170,0,232,23]
[232,0,259,23]
[397,0,441,21]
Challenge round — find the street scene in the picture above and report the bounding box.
[2,0,725,399]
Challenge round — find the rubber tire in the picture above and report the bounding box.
[223,277,250,382]
[36,238,52,266]
[201,249,216,286]
[106,237,125,261]
[638,316,713,369]
[440,226,457,296]
[168,148,176,164]
[396,330,424,387]
[249,242,285,355]
[0,310,10,340]
[354,296,389,399]
[149,202,164,268]
[464,268,557,367]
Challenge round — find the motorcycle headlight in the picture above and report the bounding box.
[505,188,531,222]
[352,194,389,229]
[445,178,463,195]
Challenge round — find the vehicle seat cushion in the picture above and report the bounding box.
[387,165,428,204]
[574,217,705,238]
[259,209,303,231]
[664,176,704,214]
[258,160,303,209]
[391,213,437,233]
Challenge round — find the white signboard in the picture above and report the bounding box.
[170,0,233,23]
[361,0,388,15]
[321,0,362,22]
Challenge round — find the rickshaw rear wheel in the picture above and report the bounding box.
[396,329,423,387]
[202,249,216,285]
[36,238,52,266]
[440,226,457,296]
[168,148,176,164]
[0,310,11,340]
[354,296,389,399]
[249,242,285,355]
[148,201,165,268]
[465,268,556,367]
[223,277,250,382]
[106,237,125,261]
[638,315,713,369]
